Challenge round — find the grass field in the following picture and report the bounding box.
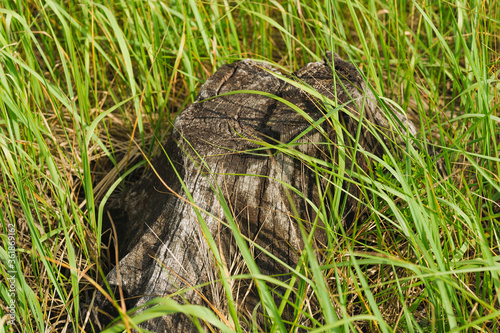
[0,0,499,332]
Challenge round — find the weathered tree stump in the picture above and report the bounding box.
[95,52,416,331]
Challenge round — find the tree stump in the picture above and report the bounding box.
[95,52,416,331]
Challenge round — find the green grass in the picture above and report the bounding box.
[0,0,499,332]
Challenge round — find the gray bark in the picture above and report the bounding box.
[94,52,416,331]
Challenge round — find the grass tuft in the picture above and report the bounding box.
[0,0,499,332]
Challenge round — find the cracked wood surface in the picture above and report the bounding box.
[95,52,416,331]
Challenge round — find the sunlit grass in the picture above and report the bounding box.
[0,0,499,332]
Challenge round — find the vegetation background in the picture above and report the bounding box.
[0,0,499,332]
